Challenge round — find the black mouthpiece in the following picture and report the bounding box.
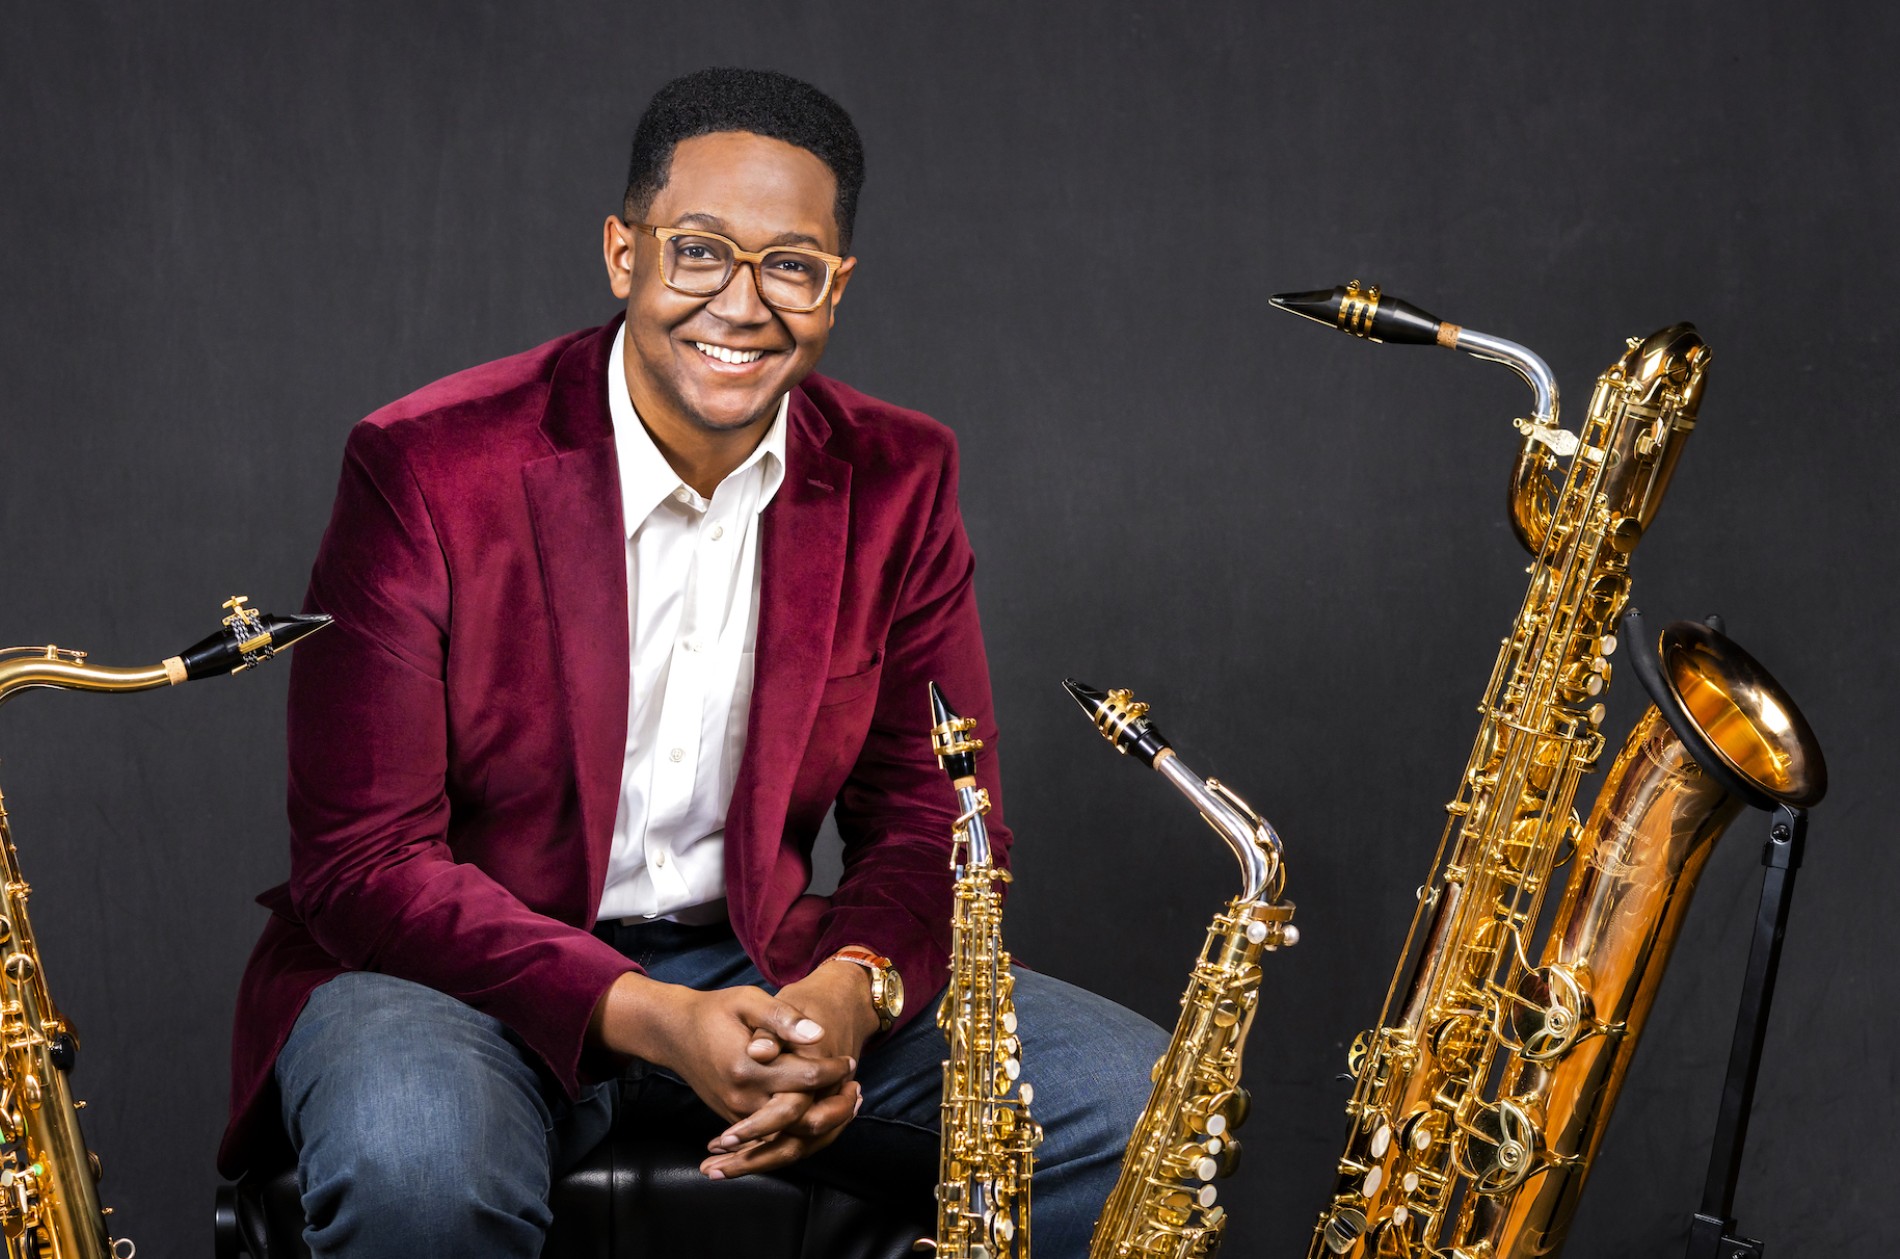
[928,681,981,780]
[1063,678,1172,768]
[177,609,332,681]
[1269,282,1446,347]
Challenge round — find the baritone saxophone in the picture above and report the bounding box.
[0,597,327,1258]
[920,681,1040,1258]
[1272,284,1824,1258]
[1064,681,1297,1259]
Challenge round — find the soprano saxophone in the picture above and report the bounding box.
[921,681,1041,1259]
[1064,681,1297,1259]
[0,597,327,1258]
[1273,284,1824,1258]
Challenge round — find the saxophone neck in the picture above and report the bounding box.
[1272,283,1570,554]
[0,651,176,707]
[1270,281,1561,426]
[1153,753,1284,904]
[954,783,996,872]
[930,681,998,871]
[1065,680,1286,903]
[0,598,330,708]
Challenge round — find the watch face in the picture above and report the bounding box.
[883,967,905,1019]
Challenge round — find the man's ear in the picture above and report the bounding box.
[603,216,636,301]
[826,256,857,327]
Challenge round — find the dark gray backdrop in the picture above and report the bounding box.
[2,3,1894,1255]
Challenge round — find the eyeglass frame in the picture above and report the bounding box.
[630,222,847,314]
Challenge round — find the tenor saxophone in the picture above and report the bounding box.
[921,681,1041,1259]
[0,597,327,1258]
[1064,681,1297,1259]
[1273,284,1825,1258]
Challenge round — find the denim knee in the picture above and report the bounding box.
[278,973,561,1258]
[1005,971,1171,1169]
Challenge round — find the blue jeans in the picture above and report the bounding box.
[276,919,1168,1258]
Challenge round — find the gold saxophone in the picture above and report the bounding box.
[1064,681,1297,1259]
[0,598,327,1258]
[920,682,1041,1259]
[1272,284,1825,1258]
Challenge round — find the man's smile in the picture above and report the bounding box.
[690,340,769,366]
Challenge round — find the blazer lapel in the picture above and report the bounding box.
[522,320,629,917]
[728,388,851,945]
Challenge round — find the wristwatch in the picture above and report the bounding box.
[829,946,905,1032]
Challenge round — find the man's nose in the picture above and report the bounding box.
[706,260,773,325]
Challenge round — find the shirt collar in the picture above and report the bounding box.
[608,323,788,538]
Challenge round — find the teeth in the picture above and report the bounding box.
[694,342,764,365]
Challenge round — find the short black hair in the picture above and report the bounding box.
[623,67,865,253]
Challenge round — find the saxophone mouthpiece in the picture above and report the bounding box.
[1269,281,1451,347]
[169,597,332,682]
[1063,678,1172,768]
[928,681,982,782]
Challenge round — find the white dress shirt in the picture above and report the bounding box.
[598,325,787,922]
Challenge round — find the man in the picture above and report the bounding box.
[223,67,1165,1257]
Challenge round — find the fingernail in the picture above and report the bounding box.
[853,1092,863,1115]
[707,1168,725,1181]
[847,1056,858,1072]
[719,1134,739,1150]
[794,1018,823,1040]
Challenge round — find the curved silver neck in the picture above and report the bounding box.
[1153,751,1279,903]
[1451,327,1559,426]
[955,782,993,870]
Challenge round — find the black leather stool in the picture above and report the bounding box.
[215,1074,935,1258]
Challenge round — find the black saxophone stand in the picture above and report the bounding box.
[1683,803,1807,1259]
[1621,609,1826,1259]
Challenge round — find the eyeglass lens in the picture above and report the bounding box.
[662,234,829,310]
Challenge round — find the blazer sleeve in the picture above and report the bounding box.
[816,432,1010,1030]
[284,421,635,1095]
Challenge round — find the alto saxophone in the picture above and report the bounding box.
[0,598,327,1259]
[1064,681,1297,1259]
[1273,284,1824,1258]
[921,682,1040,1259]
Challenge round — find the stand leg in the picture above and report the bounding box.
[1684,805,1806,1259]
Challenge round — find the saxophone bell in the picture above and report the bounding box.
[1623,611,1825,810]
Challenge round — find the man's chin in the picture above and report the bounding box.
[676,382,786,434]
[683,402,779,434]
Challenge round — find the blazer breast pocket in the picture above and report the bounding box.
[818,651,884,708]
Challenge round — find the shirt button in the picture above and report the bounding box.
[669,747,684,762]
[655,851,669,867]
[710,524,725,540]
[675,488,691,504]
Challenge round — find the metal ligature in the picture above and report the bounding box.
[1064,681,1297,1259]
[920,682,1040,1259]
[0,597,328,1258]
[1272,284,1825,1258]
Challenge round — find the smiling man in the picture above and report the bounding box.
[221,68,1165,1258]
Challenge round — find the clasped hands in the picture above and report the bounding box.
[590,960,881,1179]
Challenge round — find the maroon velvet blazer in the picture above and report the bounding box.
[220,317,1009,1174]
